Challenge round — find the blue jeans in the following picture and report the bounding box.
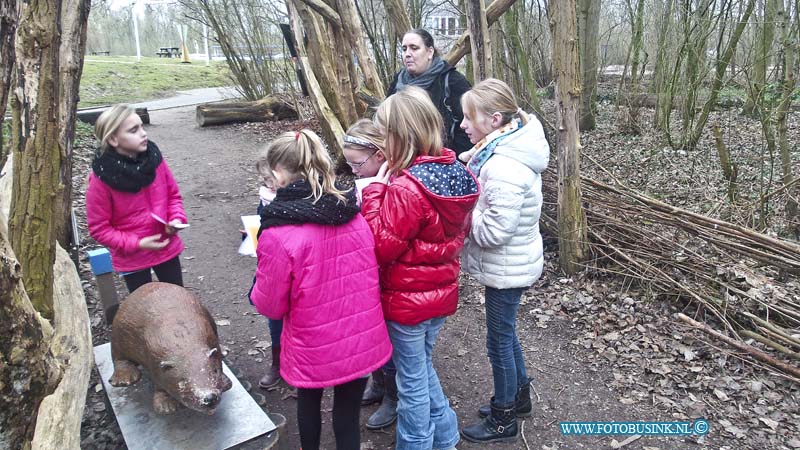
[387,318,459,450]
[485,286,528,406]
[268,318,283,345]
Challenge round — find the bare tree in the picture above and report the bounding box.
[0,0,79,443]
[466,0,492,80]
[578,0,600,131]
[652,0,675,130]
[10,0,66,318]
[743,0,780,116]
[182,0,288,100]
[776,2,798,229]
[56,0,92,247]
[549,0,589,274]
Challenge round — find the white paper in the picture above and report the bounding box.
[151,212,190,228]
[238,215,261,257]
[354,176,379,205]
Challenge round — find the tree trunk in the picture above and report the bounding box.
[652,0,674,130]
[335,0,384,96]
[294,0,350,128]
[685,0,755,150]
[31,245,92,450]
[743,0,779,116]
[55,0,91,250]
[444,0,516,67]
[776,4,798,230]
[466,0,492,81]
[287,0,345,156]
[383,0,411,43]
[680,0,712,138]
[712,124,737,202]
[0,241,61,449]
[549,0,588,274]
[503,3,542,115]
[0,0,17,169]
[624,0,646,132]
[196,97,299,127]
[0,161,61,450]
[577,0,600,131]
[330,25,359,125]
[9,0,64,320]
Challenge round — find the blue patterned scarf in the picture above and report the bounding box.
[466,121,521,176]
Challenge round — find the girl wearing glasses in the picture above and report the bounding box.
[343,119,386,178]
[361,86,479,450]
[342,119,399,430]
[250,129,392,450]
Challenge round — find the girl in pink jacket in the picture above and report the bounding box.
[86,105,187,294]
[250,129,392,450]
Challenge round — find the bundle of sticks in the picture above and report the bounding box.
[540,162,800,381]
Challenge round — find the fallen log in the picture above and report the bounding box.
[196,97,298,127]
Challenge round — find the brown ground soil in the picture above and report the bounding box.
[76,103,799,450]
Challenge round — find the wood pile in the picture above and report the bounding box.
[541,159,800,381]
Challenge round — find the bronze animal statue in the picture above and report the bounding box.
[109,282,232,415]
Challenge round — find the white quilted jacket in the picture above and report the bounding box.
[461,112,550,289]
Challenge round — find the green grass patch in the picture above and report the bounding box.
[79,56,232,108]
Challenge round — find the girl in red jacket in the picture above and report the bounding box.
[361,86,480,450]
[86,105,187,294]
[250,129,392,450]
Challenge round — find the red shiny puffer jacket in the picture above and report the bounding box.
[361,148,480,325]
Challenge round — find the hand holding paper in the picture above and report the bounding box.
[152,213,189,235]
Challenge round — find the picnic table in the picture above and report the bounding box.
[90,50,110,56]
[156,47,181,58]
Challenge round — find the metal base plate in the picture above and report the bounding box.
[94,342,275,450]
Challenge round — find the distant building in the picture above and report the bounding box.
[425,8,463,55]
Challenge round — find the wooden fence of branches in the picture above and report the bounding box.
[541,158,800,381]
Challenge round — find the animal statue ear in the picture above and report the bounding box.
[160,360,176,371]
[207,347,218,358]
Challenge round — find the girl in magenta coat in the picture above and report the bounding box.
[250,129,392,450]
[86,105,187,294]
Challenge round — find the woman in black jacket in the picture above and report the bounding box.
[387,28,472,157]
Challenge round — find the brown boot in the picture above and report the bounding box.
[259,345,282,389]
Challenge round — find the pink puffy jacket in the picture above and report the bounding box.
[250,216,392,389]
[86,161,186,273]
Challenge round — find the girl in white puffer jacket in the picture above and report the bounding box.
[457,78,550,444]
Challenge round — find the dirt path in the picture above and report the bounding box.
[77,105,789,450]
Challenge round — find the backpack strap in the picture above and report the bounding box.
[442,71,456,144]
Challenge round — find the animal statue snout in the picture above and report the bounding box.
[201,391,220,407]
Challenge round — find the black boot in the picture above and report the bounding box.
[478,378,533,418]
[366,370,397,429]
[361,369,385,406]
[461,401,518,443]
[259,345,282,389]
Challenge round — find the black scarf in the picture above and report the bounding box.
[92,141,163,193]
[259,179,361,234]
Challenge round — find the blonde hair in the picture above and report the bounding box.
[461,78,529,128]
[344,119,385,154]
[255,148,274,184]
[95,104,138,152]
[374,86,442,171]
[260,129,347,202]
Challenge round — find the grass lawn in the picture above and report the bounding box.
[79,56,232,108]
